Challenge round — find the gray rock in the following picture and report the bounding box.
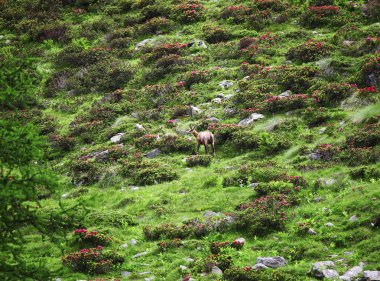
[340,266,363,280]
[135,123,145,130]
[238,113,264,126]
[224,93,235,100]
[308,228,317,235]
[110,133,124,143]
[121,271,132,277]
[185,168,193,172]
[211,266,223,275]
[144,277,154,281]
[183,257,194,263]
[256,256,286,268]
[132,112,139,119]
[132,251,148,258]
[309,152,322,160]
[343,40,354,47]
[61,193,69,199]
[279,90,292,97]
[212,97,222,104]
[322,269,340,279]
[363,271,380,280]
[144,148,161,158]
[225,108,236,116]
[313,197,324,202]
[130,239,137,246]
[325,222,334,227]
[189,39,207,49]
[252,263,269,270]
[310,261,336,279]
[203,211,220,217]
[130,186,139,191]
[120,243,129,248]
[135,39,154,50]
[343,251,353,256]
[180,265,187,270]
[190,105,201,115]
[349,215,358,222]
[249,182,259,188]
[319,127,327,134]
[208,117,220,123]
[94,150,109,162]
[215,93,225,99]
[233,237,245,244]
[219,80,234,88]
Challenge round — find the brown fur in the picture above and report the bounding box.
[189,126,215,156]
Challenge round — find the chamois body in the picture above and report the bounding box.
[189,127,215,156]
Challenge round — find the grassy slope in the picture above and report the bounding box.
[2,0,379,280]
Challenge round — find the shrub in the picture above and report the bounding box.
[341,146,380,166]
[208,123,240,143]
[202,25,231,44]
[70,160,101,185]
[362,0,380,22]
[229,130,260,151]
[276,66,318,92]
[359,55,380,87]
[251,0,289,12]
[49,134,75,152]
[210,241,229,254]
[349,166,380,181]
[122,160,179,185]
[186,155,212,167]
[313,143,340,161]
[221,5,251,23]
[259,94,309,113]
[73,229,111,246]
[223,173,249,187]
[56,46,112,67]
[258,132,291,154]
[89,211,137,227]
[137,17,173,35]
[183,70,210,89]
[346,123,380,148]
[311,82,354,106]
[62,246,124,274]
[255,181,295,196]
[300,5,342,28]
[302,107,345,127]
[224,266,302,281]
[158,238,183,251]
[157,135,195,153]
[173,0,205,23]
[286,39,332,63]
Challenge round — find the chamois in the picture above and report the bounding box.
[189,125,215,156]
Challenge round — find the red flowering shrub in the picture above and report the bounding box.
[340,146,380,166]
[173,0,205,23]
[238,33,278,60]
[137,17,173,35]
[239,62,263,76]
[74,229,111,246]
[202,25,231,44]
[276,65,318,92]
[359,55,380,87]
[251,0,289,12]
[56,46,113,67]
[158,238,183,251]
[141,42,188,63]
[208,123,240,143]
[311,83,354,106]
[157,135,195,153]
[346,123,380,148]
[300,5,348,28]
[183,70,210,89]
[221,5,251,23]
[62,246,124,274]
[210,241,230,254]
[259,94,309,113]
[358,86,377,99]
[155,54,189,69]
[294,221,313,236]
[49,134,76,152]
[287,175,307,188]
[313,143,340,161]
[286,39,332,62]
[230,239,245,250]
[254,181,296,196]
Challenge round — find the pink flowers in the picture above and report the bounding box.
[308,5,340,15]
[358,86,376,97]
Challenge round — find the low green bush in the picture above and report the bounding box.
[186,155,212,167]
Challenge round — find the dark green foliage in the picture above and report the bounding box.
[224,267,302,281]
[286,39,332,63]
[255,181,295,196]
[88,211,137,227]
[349,166,380,181]
[229,130,260,151]
[186,155,212,167]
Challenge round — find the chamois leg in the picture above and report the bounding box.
[197,143,201,154]
[211,143,215,156]
[205,143,209,155]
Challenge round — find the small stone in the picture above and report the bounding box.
[144,277,154,281]
[138,271,151,275]
[110,133,124,143]
[121,271,132,277]
[313,197,324,202]
[185,168,193,172]
[310,261,336,279]
[322,269,339,279]
[188,39,207,49]
[279,90,292,97]
[208,117,220,123]
[238,113,264,126]
[343,251,353,256]
[132,251,148,258]
[252,263,268,270]
[249,182,259,188]
[120,243,129,248]
[130,239,137,246]
[144,148,161,158]
[363,270,380,280]
[349,215,358,222]
[319,127,327,134]
[211,266,223,275]
[190,105,201,115]
[136,123,145,130]
[180,265,187,270]
[183,257,194,263]
[135,38,154,50]
[325,222,334,227]
[308,228,317,235]
[256,256,286,268]
[212,97,222,104]
[219,80,234,88]
[130,186,139,191]
[61,193,69,199]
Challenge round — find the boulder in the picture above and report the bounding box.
[340,266,363,281]
[93,150,109,162]
[212,97,222,104]
[279,90,292,97]
[238,113,264,126]
[110,133,124,143]
[325,222,334,227]
[190,105,201,115]
[211,266,223,275]
[135,38,154,50]
[188,39,207,49]
[219,80,234,88]
[252,263,269,270]
[144,148,161,158]
[310,261,336,279]
[363,271,380,280]
[256,256,286,268]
